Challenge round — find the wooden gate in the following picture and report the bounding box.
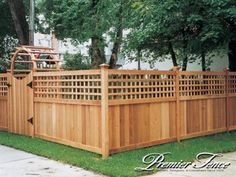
[8,73,34,136]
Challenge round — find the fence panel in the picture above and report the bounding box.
[33,70,102,154]
[178,71,227,139]
[107,70,177,153]
[228,72,236,130]
[108,70,231,154]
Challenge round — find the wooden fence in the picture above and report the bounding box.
[0,75,8,130]
[0,65,236,158]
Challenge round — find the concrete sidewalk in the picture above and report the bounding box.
[0,145,102,177]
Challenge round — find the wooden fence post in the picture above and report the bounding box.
[224,68,230,132]
[173,66,181,142]
[100,64,110,158]
[7,73,12,132]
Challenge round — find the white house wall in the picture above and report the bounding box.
[34,32,229,71]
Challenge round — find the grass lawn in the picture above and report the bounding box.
[0,131,236,177]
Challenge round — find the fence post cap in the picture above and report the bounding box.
[100,64,109,69]
[223,67,230,71]
[171,66,181,71]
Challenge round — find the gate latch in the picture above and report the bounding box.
[27,81,33,89]
[28,117,33,125]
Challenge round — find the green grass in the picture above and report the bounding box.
[0,131,236,177]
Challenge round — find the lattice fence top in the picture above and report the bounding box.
[0,74,8,97]
[179,71,226,98]
[33,70,101,101]
[108,70,176,100]
[228,72,236,95]
[31,70,236,103]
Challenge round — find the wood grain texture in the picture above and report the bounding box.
[229,97,236,129]
[34,102,102,154]
[8,73,33,136]
[109,102,177,152]
[180,98,226,137]
[0,98,8,130]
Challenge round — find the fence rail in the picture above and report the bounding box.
[0,67,236,158]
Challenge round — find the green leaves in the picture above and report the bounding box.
[62,52,91,70]
[36,0,236,69]
[125,0,236,69]
[0,0,18,71]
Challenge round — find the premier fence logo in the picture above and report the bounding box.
[135,152,231,172]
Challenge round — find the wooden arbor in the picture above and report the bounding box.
[7,46,61,136]
[10,45,61,76]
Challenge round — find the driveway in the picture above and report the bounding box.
[0,145,102,177]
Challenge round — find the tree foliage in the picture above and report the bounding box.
[39,0,132,68]
[0,0,18,72]
[62,52,91,70]
[1,0,236,71]
[126,0,236,70]
[39,0,107,68]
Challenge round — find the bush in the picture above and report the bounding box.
[62,52,92,70]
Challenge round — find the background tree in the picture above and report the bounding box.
[108,0,124,69]
[0,0,18,72]
[2,0,235,71]
[39,0,109,68]
[126,0,236,71]
[7,0,29,45]
[215,0,236,71]
[39,0,132,69]
[0,0,42,72]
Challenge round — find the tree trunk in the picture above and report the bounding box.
[0,48,2,59]
[90,0,106,68]
[7,0,29,45]
[90,36,105,68]
[109,3,123,69]
[182,35,188,71]
[168,41,178,67]
[137,49,141,70]
[201,50,206,71]
[229,39,236,71]
[182,56,188,71]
